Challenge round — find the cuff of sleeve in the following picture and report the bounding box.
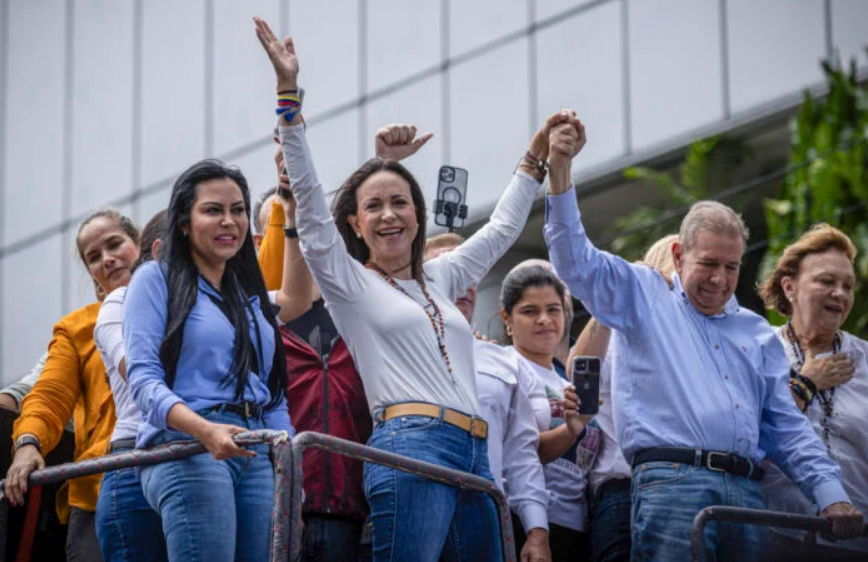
[545,186,579,224]
[152,394,185,431]
[813,479,851,512]
[515,502,549,532]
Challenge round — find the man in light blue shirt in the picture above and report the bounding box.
[542,119,863,561]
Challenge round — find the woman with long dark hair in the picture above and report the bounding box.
[254,16,584,561]
[123,160,291,562]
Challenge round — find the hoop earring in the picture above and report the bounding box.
[506,325,513,338]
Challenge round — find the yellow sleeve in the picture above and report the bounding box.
[258,199,286,291]
[14,320,82,454]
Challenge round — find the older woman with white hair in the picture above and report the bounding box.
[759,224,867,561]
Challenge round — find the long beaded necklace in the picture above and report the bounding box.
[365,262,455,382]
[786,320,841,450]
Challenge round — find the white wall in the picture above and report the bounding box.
[1,0,867,383]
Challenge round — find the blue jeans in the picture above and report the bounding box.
[139,410,274,562]
[96,446,167,562]
[364,414,503,562]
[301,514,363,562]
[631,461,768,562]
[590,478,631,562]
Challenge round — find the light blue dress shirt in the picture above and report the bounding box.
[543,187,849,511]
[124,261,292,448]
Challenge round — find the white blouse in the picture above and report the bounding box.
[761,328,868,552]
[94,287,141,443]
[474,339,549,532]
[280,123,539,418]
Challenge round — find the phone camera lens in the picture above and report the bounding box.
[440,168,455,182]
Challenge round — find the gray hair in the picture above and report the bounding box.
[679,201,748,251]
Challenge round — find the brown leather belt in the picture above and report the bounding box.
[382,403,488,440]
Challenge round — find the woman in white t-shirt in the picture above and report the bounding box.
[94,211,168,562]
[254,16,587,562]
[758,224,868,561]
[499,264,595,562]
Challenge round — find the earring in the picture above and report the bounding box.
[506,325,513,338]
[356,232,361,239]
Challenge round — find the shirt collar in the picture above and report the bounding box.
[670,272,740,318]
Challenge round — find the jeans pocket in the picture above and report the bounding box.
[633,461,694,491]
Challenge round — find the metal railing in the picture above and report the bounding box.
[289,431,517,562]
[691,505,868,562]
[1,430,517,562]
[0,430,295,562]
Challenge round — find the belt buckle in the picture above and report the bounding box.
[244,402,251,419]
[705,451,728,473]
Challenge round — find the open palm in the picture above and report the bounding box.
[253,17,298,90]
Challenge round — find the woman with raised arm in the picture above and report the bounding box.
[254,16,581,561]
[123,160,291,562]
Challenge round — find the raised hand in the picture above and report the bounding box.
[527,110,575,163]
[375,124,433,162]
[253,17,298,92]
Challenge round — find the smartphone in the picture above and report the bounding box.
[572,356,601,416]
[434,166,469,229]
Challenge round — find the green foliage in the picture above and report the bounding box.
[761,53,868,334]
[611,137,748,261]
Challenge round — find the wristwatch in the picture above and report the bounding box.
[14,434,41,453]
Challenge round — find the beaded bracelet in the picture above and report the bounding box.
[796,373,818,396]
[516,151,547,182]
[276,93,302,122]
[789,378,814,411]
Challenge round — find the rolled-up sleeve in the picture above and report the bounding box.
[123,262,184,430]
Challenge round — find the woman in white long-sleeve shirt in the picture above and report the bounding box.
[253,17,582,561]
[758,225,868,561]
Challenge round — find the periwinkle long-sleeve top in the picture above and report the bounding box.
[124,262,292,448]
[543,187,848,511]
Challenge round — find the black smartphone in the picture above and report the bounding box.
[572,356,601,416]
[434,166,469,229]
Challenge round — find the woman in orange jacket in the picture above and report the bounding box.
[5,208,140,561]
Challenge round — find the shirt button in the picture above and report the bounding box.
[714,344,720,350]
[724,374,729,380]
[738,438,743,443]
[735,404,740,409]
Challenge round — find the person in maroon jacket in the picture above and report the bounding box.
[260,122,432,561]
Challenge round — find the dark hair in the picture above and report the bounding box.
[500,265,566,315]
[76,208,140,265]
[159,159,286,405]
[133,210,168,270]
[331,158,427,281]
[253,186,279,234]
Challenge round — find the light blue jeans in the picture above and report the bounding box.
[139,410,274,562]
[364,414,503,562]
[96,445,167,562]
[631,460,768,562]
